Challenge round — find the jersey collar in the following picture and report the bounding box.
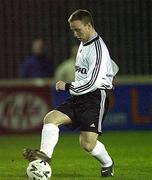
[83,33,99,46]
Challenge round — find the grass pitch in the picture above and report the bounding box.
[0,131,152,180]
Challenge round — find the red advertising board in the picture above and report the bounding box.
[0,81,52,134]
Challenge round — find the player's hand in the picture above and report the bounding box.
[112,76,118,86]
[56,81,66,91]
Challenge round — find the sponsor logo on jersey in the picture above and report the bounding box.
[75,66,87,74]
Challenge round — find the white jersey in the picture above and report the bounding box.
[69,34,119,96]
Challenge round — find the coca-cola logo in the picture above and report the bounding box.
[0,93,49,131]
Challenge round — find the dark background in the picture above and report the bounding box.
[0,0,151,78]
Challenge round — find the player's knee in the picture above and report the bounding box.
[43,110,57,125]
[80,140,95,152]
[43,113,52,124]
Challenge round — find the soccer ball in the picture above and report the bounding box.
[26,159,52,180]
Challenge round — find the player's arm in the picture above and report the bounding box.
[65,59,119,96]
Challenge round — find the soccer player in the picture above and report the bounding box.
[23,9,119,177]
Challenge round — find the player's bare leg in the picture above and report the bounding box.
[79,131,98,152]
[23,110,72,161]
[79,131,114,177]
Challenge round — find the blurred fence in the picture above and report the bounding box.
[0,0,151,78]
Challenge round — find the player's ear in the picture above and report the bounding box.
[87,22,92,29]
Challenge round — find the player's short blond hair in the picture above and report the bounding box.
[68,9,94,27]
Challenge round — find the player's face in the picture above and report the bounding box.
[69,20,91,42]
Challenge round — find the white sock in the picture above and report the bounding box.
[40,123,59,158]
[90,140,112,167]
